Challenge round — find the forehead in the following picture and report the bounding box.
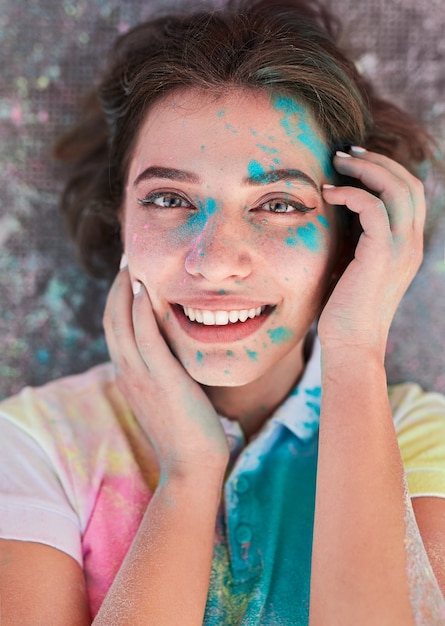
[129,88,330,179]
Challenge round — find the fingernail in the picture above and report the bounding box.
[335,150,352,158]
[119,253,128,270]
[322,184,336,189]
[132,280,142,296]
[350,146,367,154]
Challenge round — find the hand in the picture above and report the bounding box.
[318,148,425,354]
[103,268,230,479]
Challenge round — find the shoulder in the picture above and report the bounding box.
[0,363,146,490]
[389,382,445,497]
[0,362,128,436]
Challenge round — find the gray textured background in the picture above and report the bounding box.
[0,0,444,400]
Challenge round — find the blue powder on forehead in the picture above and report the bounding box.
[248,159,267,181]
[272,96,333,178]
[256,143,279,155]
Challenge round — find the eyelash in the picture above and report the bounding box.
[138,191,315,214]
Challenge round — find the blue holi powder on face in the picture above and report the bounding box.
[245,348,258,361]
[249,127,258,136]
[199,197,217,216]
[285,223,321,250]
[284,223,320,251]
[217,110,225,117]
[267,327,294,344]
[200,145,206,151]
[226,350,234,357]
[196,351,204,364]
[272,95,333,178]
[177,197,216,237]
[317,215,330,230]
[305,386,321,398]
[248,159,266,180]
[256,143,279,155]
[226,123,238,134]
[297,223,320,252]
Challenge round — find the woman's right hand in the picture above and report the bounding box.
[103,266,230,481]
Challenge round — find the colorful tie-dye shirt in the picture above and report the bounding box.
[1,338,445,623]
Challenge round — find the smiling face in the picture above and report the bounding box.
[121,88,340,388]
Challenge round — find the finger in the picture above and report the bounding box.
[349,147,426,232]
[333,149,425,234]
[323,184,392,248]
[131,280,186,378]
[103,269,148,376]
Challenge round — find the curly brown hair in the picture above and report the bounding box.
[54,0,434,279]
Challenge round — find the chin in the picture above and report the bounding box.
[184,362,261,388]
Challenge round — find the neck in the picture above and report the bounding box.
[203,340,307,440]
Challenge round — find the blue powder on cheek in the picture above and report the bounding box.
[196,351,204,364]
[285,223,321,252]
[272,96,333,178]
[267,327,294,344]
[296,223,320,252]
[248,159,266,180]
[317,215,330,230]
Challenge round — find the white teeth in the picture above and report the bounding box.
[238,310,249,322]
[182,305,266,325]
[215,311,229,325]
[229,310,239,323]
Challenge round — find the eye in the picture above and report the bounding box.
[138,192,192,208]
[260,198,315,214]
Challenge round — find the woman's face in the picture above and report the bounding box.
[121,88,340,387]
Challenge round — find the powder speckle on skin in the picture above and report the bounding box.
[317,215,330,230]
[256,143,279,155]
[297,224,320,252]
[247,159,266,181]
[267,327,294,344]
[196,350,204,364]
[285,223,321,252]
[272,95,333,178]
[245,348,258,361]
[226,350,234,357]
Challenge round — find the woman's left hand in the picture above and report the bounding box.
[318,148,425,355]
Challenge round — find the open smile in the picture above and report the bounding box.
[182,305,267,325]
[172,304,274,343]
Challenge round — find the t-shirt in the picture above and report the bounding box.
[1,340,445,624]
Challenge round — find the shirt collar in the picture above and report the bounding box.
[271,334,321,442]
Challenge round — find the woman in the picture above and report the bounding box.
[0,0,444,623]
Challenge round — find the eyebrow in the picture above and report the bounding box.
[133,165,319,192]
[243,169,320,192]
[133,166,200,187]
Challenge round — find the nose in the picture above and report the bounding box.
[184,212,253,282]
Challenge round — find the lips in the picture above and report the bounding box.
[172,304,273,343]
